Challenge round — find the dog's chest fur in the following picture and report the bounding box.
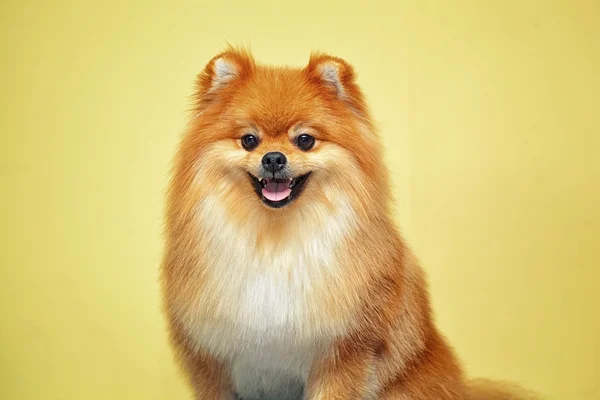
[182,194,358,399]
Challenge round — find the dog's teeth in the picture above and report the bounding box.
[289,179,296,189]
[260,179,266,188]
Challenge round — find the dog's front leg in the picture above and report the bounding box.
[305,339,377,400]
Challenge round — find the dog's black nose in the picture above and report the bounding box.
[262,151,287,173]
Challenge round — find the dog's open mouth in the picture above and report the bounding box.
[248,173,311,208]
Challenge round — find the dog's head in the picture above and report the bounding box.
[170,48,390,226]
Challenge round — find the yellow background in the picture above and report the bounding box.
[1,0,598,399]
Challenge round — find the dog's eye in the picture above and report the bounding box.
[241,134,259,151]
[296,134,315,151]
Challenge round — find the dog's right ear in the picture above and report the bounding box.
[194,47,255,108]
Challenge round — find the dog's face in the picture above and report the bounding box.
[173,49,389,221]
[214,87,338,210]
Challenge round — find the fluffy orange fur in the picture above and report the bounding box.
[161,47,538,400]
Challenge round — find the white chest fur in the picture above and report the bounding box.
[183,193,358,399]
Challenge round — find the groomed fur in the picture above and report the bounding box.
[161,47,538,400]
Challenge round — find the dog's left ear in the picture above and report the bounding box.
[305,53,367,116]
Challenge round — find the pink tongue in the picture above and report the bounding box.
[262,179,292,202]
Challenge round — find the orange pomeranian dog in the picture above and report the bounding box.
[161,47,538,400]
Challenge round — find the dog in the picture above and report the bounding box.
[161,47,538,400]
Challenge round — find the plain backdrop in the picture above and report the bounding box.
[1,0,598,399]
